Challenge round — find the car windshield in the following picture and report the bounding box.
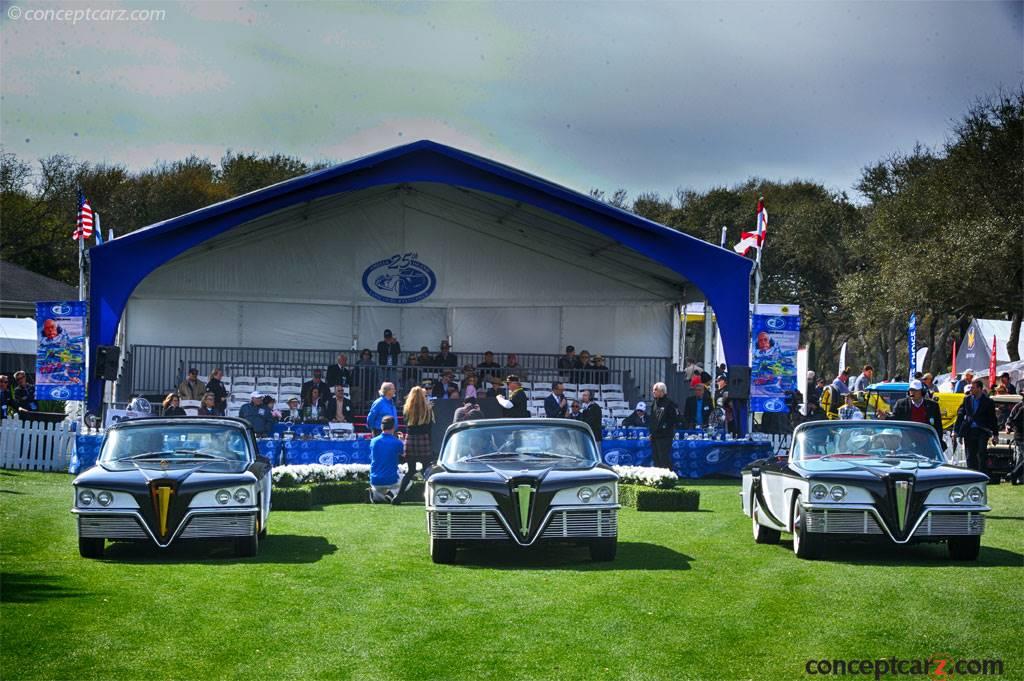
[793,422,943,463]
[441,425,599,469]
[100,424,251,462]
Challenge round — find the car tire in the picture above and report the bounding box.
[948,535,981,560]
[235,530,259,558]
[430,536,457,564]
[752,495,781,545]
[589,538,617,562]
[78,536,104,559]
[791,496,821,560]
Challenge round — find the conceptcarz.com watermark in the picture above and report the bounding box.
[805,656,1005,680]
[6,6,166,23]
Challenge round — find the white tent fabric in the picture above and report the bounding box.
[0,317,37,355]
[975,319,1024,362]
[125,185,681,356]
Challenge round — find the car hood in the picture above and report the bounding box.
[795,457,989,485]
[74,458,255,493]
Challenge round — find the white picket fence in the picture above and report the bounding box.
[0,419,76,472]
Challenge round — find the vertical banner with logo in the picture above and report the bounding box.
[35,301,87,401]
[750,304,800,413]
[908,313,917,380]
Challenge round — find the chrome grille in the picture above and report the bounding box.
[805,510,884,535]
[180,513,256,539]
[78,515,148,539]
[914,512,985,537]
[541,510,618,539]
[429,511,507,540]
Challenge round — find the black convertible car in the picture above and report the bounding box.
[425,418,619,564]
[742,420,989,560]
[71,417,272,558]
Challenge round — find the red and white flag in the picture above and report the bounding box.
[72,194,94,241]
[733,197,767,255]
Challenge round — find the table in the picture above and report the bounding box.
[272,423,328,438]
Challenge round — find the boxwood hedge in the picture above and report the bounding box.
[619,484,700,512]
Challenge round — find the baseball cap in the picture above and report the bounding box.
[565,345,575,353]
[908,379,924,391]
[383,329,393,337]
[635,402,647,411]
[250,390,262,398]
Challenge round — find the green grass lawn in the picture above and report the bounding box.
[1,471,1021,681]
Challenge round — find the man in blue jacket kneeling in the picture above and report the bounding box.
[369,415,403,504]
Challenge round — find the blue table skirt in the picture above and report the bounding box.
[72,434,772,478]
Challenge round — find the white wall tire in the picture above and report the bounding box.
[752,496,781,545]
[792,496,821,560]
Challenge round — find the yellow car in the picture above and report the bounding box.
[821,382,964,431]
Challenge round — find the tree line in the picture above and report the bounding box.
[1,90,1020,379]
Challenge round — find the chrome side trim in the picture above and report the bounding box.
[71,507,258,548]
[802,503,989,544]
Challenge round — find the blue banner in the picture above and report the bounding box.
[750,311,800,412]
[908,312,917,380]
[35,301,87,401]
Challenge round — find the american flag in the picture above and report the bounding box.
[733,197,768,256]
[73,194,94,240]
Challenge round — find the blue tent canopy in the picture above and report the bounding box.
[87,140,753,412]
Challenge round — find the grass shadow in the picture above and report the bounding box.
[773,539,1024,567]
[1,572,86,603]
[986,515,1023,521]
[454,541,693,572]
[101,533,338,565]
[0,489,24,494]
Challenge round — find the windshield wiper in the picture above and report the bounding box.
[461,452,519,461]
[516,452,580,460]
[127,450,227,461]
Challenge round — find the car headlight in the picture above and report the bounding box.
[215,489,231,505]
[811,484,828,501]
[948,487,965,503]
[597,486,613,502]
[966,486,985,504]
[233,488,250,504]
[454,489,472,504]
[577,487,593,503]
[77,489,94,506]
[434,487,452,504]
[96,491,113,507]
[829,485,847,501]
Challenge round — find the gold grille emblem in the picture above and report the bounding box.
[151,485,174,537]
[515,484,534,537]
[895,480,911,532]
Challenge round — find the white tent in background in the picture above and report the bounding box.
[0,317,37,355]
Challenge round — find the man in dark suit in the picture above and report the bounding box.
[431,370,458,399]
[888,379,944,443]
[301,369,329,405]
[476,351,501,378]
[496,375,530,417]
[682,382,714,429]
[433,340,458,368]
[377,329,401,367]
[648,382,678,468]
[955,379,998,474]
[544,381,568,418]
[326,353,353,388]
[324,385,353,423]
[577,389,602,442]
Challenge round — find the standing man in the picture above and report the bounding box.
[177,368,206,401]
[367,382,398,436]
[301,369,329,406]
[954,369,975,394]
[495,375,529,417]
[377,330,402,384]
[648,382,678,469]
[714,374,736,434]
[577,389,603,442]
[557,345,580,374]
[326,353,353,388]
[206,368,229,415]
[682,382,713,430]
[1005,398,1024,485]
[888,380,943,443]
[239,391,275,437]
[368,415,403,503]
[433,340,458,368]
[545,381,568,418]
[921,373,938,397]
[955,379,998,474]
[831,367,851,396]
[852,365,874,393]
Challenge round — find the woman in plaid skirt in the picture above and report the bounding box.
[393,386,435,504]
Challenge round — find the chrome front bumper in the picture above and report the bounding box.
[426,505,619,546]
[802,503,988,543]
[72,507,258,548]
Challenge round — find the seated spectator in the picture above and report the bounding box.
[369,415,403,503]
[446,385,461,401]
[463,375,478,399]
[239,391,275,436]
[486,377,505,399]
[197,392,220,416]
[301,369,329,405]
[163,393,186,417]
[545,382,568,418]
[206,368,228,414]
[591,354,610,379]
[433,340,457,368]
[0,374,10,419]
[432,370,458,399]
[304,387,327,423]
[326,353,353,388]
[454,396,482,422]
[324,385,353,423]
[557,345,580,374]
[621,402,648,428]
[281,397,302,423]
[177,368,206,401]
[403,352,420,386]
[367,382,398,436]
[576,350,594,383]
[417,346,433,366]
[503,353,526,380]
[12,371,37,413]
[477,351,501,376]
[459,364,477,389]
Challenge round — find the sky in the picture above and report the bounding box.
[1,1,1021,202]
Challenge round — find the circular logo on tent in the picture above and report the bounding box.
[766,316,786,330]
[50,387,71,399]
[362,253,436,304]
[50,303,72,315]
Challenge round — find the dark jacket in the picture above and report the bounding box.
[501,388,530,418]
[13,383,37,412]
[164,406,187,417]
[557,355,581,374]
[431,379,458,399]
[433,351,458,368]
[206,377,228,410]
[197,406,221,417]
[955,393,998,437]
[377,340,402,366]
[301,379,330,406]
[682,395,713,430]
[544,393,568,419]
[323,396,353,422]
[648,396,678,439]
[239,402,275,435]
[476,361,501,378]
[326,364,353,388]
[890,397,944,442]
[621,410,649,428]
[578,402,602,441]
[1007,401,1024,441]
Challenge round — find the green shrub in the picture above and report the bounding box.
[311,481,369,505]
[620,484,700,512]
[271,486,313,511]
